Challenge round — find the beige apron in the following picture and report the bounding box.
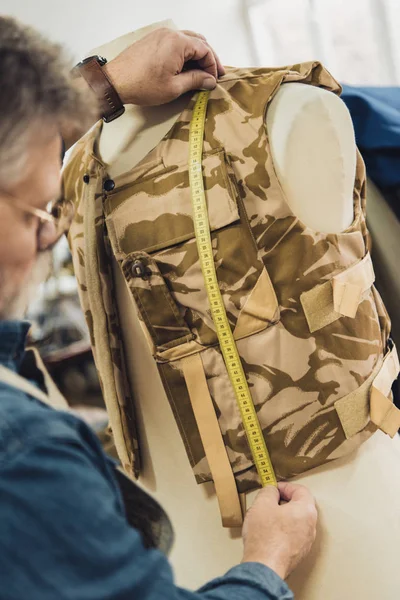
[0,347,68,410]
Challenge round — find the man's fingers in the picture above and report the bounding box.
[181,30,207,41]
[206,43,225,77]
[278,482,316,505]
[182,30,225,76]
[173,69,216,96]
[182,35,219,79]
[253,484,281,507]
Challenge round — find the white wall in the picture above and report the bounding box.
[0,0,256,66]
[247,0,400,85]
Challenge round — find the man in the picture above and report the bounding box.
[0,16,317,599]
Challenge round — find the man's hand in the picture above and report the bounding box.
[104,28,225,106]
[242,482,318,581]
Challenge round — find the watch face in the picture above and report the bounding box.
[79,55,107,67]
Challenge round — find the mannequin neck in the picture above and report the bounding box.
[89,19,189,175]
[95,95,190,177]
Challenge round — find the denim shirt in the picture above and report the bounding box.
[0,320,293,600]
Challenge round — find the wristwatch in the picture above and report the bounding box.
[73,55,125,123]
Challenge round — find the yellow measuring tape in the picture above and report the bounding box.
[188,91,277,488]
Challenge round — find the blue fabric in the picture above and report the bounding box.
[0,320,293,600]
[341,85,400,190]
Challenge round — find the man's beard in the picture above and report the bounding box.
[0,252,53,320]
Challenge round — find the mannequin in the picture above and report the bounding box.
[86,21,400,597]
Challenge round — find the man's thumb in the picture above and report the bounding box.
[253,484,280,507]
[175,70,216,95]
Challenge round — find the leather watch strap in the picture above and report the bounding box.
[77,57,125,123]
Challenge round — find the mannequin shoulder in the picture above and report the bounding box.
[265,83,355,156]
[265,83,356,233]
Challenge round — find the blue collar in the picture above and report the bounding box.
[0,320,31,371]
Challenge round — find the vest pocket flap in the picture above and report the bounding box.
[105,149,240,258]
[300,252,375,333]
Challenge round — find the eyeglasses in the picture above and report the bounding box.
[0,191,75,252]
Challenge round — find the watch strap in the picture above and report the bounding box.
[77,58,125,123]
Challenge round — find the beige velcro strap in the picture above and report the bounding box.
[301,252,375,333]
[335,344,400,439]
[371,390,400,438]
[335,358,382,439]
[370,345,400,437]
[181,353,243,528]
[332,252,375,318]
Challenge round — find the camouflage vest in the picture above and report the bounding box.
[62,62,400,526]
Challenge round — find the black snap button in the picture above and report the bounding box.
[131,260,151,279]
[83,174,90,184]
[103,179,115,192]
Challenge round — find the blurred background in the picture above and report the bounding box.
[1,0,399,422]
[1,0,400,83]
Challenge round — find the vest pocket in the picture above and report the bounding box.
[105,148,277,350]
[121,251,194,351]
[105,149,240,258]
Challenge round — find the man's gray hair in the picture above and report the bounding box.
[0,16,95,187]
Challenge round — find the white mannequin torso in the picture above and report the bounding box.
[266,82,356,232]
[89,22,400,598]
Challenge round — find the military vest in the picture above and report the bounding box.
[62,62,400,526]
